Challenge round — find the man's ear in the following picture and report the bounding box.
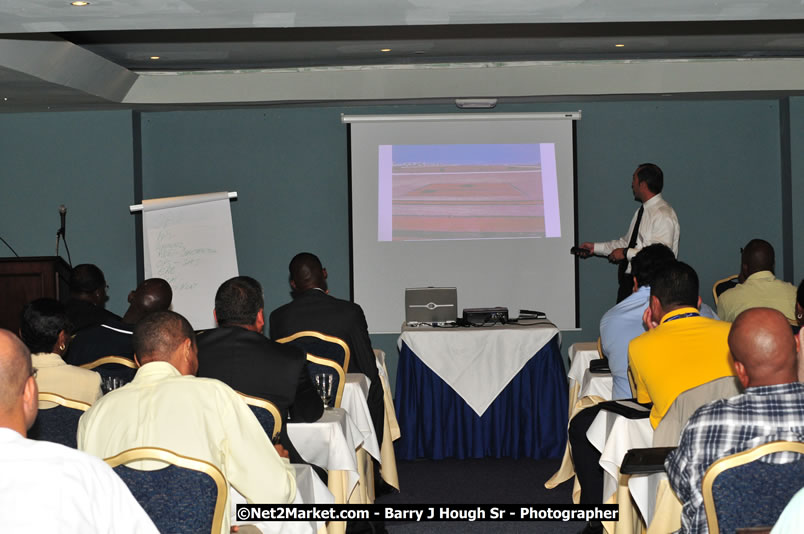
[256,309,265,331]
[733,359,750,389]
[632,276,639,294]
[322,268,328,280]
[22,376,38,431]
[213,309,218,325]
[697,296,702,310]
[290,280,297,290]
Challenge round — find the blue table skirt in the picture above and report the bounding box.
[394,335,568,461]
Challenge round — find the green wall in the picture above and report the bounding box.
[1,99,800,393]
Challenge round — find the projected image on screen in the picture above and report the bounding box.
[378,144,559,241]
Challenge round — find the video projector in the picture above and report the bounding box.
[462,307,509,326]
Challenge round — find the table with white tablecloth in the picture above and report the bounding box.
[586,406,654,534]
[395,322,567,460]
[545,342,613,499]
[231,463,335,534]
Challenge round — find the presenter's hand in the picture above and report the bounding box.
[608,248,626,263]
[579,242,594,258]
[642,307,659,331]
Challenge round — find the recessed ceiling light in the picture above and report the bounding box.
[149,56,161,60]
[380,48,391,52]
[70,1,89,6]
[615,44,625,48]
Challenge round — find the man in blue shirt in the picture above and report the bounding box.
[600,244,718,400]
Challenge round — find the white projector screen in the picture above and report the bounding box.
[345,113,580,333]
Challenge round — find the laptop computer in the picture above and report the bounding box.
[405,287,458,325]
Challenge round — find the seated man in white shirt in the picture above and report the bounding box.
[0,329,158,533]
[77,310,296,534]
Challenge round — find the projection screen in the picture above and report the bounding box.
[344,112,580,333]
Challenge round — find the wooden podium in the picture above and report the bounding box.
[0,257,71,334]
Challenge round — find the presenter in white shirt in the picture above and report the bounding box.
[579,163,680,303]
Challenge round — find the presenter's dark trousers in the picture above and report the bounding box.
[568,405,605,504]
[616,265,633,303]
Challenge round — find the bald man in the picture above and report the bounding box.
[717,239,797,322]
[66,278,173,367]
[78,311,296,534]
[0,330,157,532]
[665,308,804,534]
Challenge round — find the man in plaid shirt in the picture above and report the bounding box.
[665,307,804,534]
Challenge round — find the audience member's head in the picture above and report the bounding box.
[740,239,775,281]
[728,308,798,389]
[122,278,173,324]
[649,261,700,318]
[634,163,664,195]
[289,252,327,293]
[0,330,38,435]
[133,311,197,375]
[69,264,108,307]
[796,279,803,327]
[631,243,676,289]
[19,298,71,356]
[213,276,265,331]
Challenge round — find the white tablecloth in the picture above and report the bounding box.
[342,374,381,462]
[580,368,613,401]
[586,406,654,502]
[288,408,364,500]
[398,322,559,416]
[568,342,600,387]
[231,464,334,533]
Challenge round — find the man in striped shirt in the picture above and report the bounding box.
[665,307,804,534]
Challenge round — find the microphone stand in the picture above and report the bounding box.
[56,228,72,268]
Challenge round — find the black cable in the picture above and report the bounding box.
[0,235,19,257]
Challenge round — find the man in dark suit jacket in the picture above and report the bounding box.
[196,276,324,480]
[269,252,385,447]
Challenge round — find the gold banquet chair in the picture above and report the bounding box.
[712,274,739,305]
[702,440,804,534]
[237,391,282,441]
[105,447,227,534]
[307,354,346,408]
[277,331,351,374]
[80,355,139,390]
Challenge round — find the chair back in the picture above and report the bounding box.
[80,355,138,388]
[277,331,351,372]
[306,354,346,408]
[105,447,227,534]
[703,439,804,534]
[653,375,743,447]
[28,392,90,448]
[237,392,282,441]
[713,274,739,304]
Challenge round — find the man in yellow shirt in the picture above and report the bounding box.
[629,261,735,428]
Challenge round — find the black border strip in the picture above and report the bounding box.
[132,111,144,285]
[346,121,356,302]
[572,119,581,329]
[779,97,794,282]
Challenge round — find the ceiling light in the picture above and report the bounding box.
[70,1,89,5]
[149,56,160,60]
[380,48,391,52]
[615,44,625,48]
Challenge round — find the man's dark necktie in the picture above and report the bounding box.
[616,205,645,302]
